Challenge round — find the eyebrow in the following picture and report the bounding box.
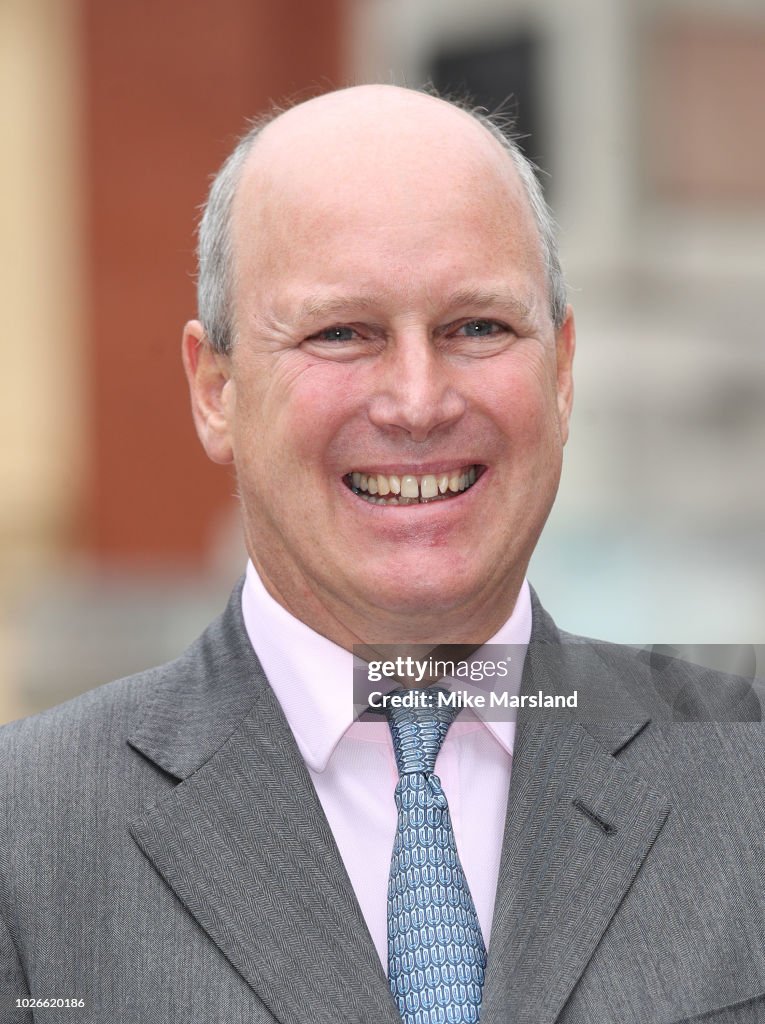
[297,288,535,325]
[298,295,372,322]
[440,288,535,323]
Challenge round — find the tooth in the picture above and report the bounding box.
[360,474,368,491]
[401,475,419,498]
[420,475,437,499]
[389,475,401,495]
[368,476,378,494]
[352,471,361,488]
[438,474,449,494]
[460,473,468,490]
[378,475,390,496]
[468,466,476,485]
[448,473,461,493]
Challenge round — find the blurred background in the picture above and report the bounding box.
[1,0,763,724]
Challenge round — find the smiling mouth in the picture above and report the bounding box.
[343,465,483,505]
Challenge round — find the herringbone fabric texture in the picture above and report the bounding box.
[386,689,487,1024]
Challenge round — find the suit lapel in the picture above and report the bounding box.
[480,600,670,1024]
[128,584,400,1024]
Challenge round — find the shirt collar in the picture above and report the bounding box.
[241,561,532,772]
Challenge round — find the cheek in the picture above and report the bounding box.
[481,360,560,448]
[233,364,359,482]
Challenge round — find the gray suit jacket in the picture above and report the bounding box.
[1,583,763,1023]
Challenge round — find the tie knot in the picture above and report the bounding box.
[385,687,459,776]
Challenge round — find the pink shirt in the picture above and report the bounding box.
[241,561,531,967]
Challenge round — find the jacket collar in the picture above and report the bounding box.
[128,578,265,780]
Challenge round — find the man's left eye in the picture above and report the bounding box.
[312,326,357,342]
[455,319,506,337]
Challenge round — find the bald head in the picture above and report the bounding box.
[250,84,513,172]
[197,85,566,353]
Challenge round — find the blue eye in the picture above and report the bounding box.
[458,319,503,337]
[315,326,356,342]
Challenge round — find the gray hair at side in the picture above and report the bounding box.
[196,93,567,355]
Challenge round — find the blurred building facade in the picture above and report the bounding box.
[1,0,763,722]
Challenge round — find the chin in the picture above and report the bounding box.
[362,573,486,622]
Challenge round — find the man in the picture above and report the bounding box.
[0,85,763,1024]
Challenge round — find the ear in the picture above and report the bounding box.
[554,305,576,445]
[181,320,234,464]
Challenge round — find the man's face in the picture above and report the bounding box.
[186,89,574,644]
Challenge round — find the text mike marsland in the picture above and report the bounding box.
[367,690,579,710]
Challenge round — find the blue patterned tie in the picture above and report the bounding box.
[386,688,487,1024]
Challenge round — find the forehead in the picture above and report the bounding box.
[230,88,544,309]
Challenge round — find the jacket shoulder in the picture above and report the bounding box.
[0,658,179,769]
[550,616,764,724]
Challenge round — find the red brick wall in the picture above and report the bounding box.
[81,0,345,566]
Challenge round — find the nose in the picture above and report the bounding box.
[367,331,467,442]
